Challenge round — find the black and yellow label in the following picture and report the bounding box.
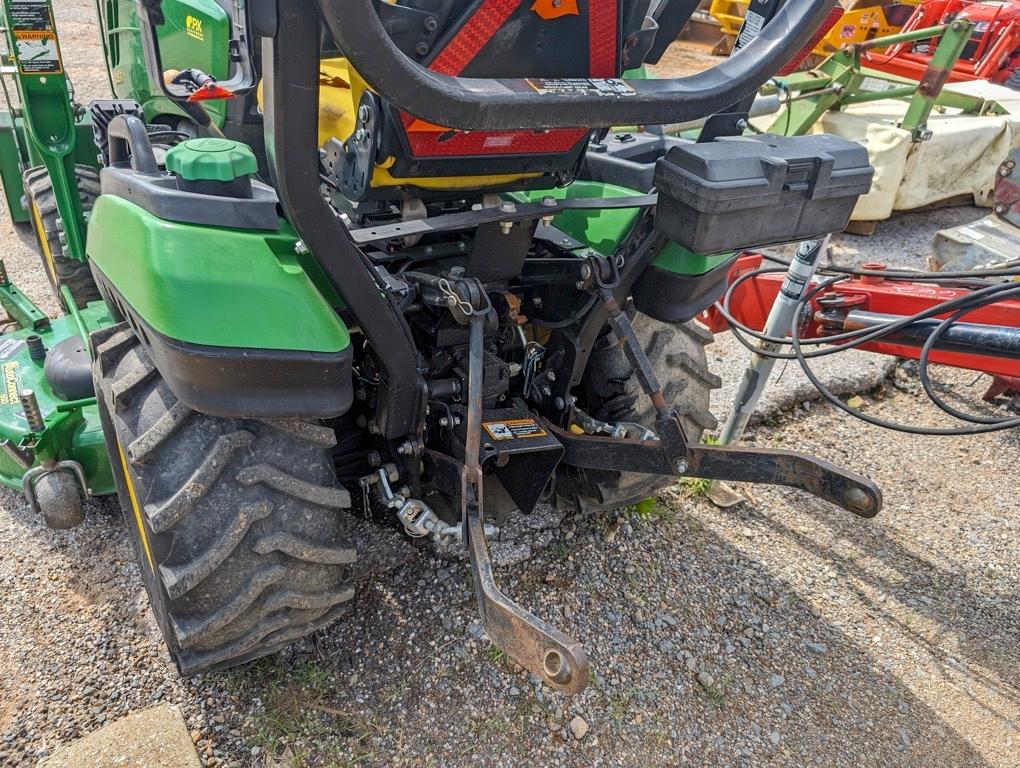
[483,418,547,441]
[10,1,62,75]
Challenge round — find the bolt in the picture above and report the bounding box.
[358,104,371,124]
[580,263,592,280]
[19,390,44,433]
[500,221,513,235]
[353,128,368,143]
[546,371,556,382]
[415,41,430,56]
[367,450,382,467]
[674,458,689,475]
[554,397,565,410]
[294,240,309,255]
[500,201,516,213]
[541,195,557,207]
[424,16,438,32]
[397,441,414,456]
[367,421,381,435]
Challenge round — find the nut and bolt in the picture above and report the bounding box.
[674,458,689,475]
[19,389,45,433]
[397,441,415,456]
[358,104,371,123]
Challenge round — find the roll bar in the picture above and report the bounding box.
[317,0,837,131]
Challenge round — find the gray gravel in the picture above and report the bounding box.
[1,4,1017,766]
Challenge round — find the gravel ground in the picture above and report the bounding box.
[1,5,1018,767]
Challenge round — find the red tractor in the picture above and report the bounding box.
[864,0,1020,87]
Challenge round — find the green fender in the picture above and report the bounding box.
[86,195,350,354]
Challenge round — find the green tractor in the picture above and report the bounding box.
[0,0,881,692]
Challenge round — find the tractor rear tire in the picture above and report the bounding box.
[93,324,357,675]
[23,164,102,310]
[556,314,720,515]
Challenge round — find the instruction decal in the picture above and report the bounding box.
[10,1,63,75]
[737,11,765,49]
[483,418,548,441]
[527,78,635,97]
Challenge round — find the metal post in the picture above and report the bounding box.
[709,237,828,507]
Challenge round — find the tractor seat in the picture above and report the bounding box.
[282,1,654,201]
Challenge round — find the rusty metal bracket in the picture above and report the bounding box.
[544,420,882,518]
[460,303,589,693]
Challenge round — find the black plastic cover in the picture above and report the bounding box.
[653,134,874,253]
[632,257,736,324]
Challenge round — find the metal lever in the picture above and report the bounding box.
[461,313,590,694]
[544,420,882,518]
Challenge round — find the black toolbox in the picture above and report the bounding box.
[653,134,874,254]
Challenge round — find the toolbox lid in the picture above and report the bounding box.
[166,138,258,183]
[655,134,873,210]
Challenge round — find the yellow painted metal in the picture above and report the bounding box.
[709,0,921,60]
[30,200,59,288]
[117,441,155,571]
[258,57,546,192]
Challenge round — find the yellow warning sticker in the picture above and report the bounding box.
[483,418,547,441]
[14,29,62,74]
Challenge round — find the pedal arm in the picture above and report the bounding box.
[545,421,882,518]
[461,313,590,693]
[464,477,590,693]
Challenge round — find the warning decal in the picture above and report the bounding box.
[9,0,50,30]
[483,418,548,441]
[10,1,62,75]
[736,10,765,49]
[527,78,635,97]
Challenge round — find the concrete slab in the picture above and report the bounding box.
[42,705,200,768]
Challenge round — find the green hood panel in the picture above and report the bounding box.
[86,196,350,354]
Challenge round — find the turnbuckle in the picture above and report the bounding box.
[582,253,693,471]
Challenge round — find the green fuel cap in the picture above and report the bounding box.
[165,138,258,183]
